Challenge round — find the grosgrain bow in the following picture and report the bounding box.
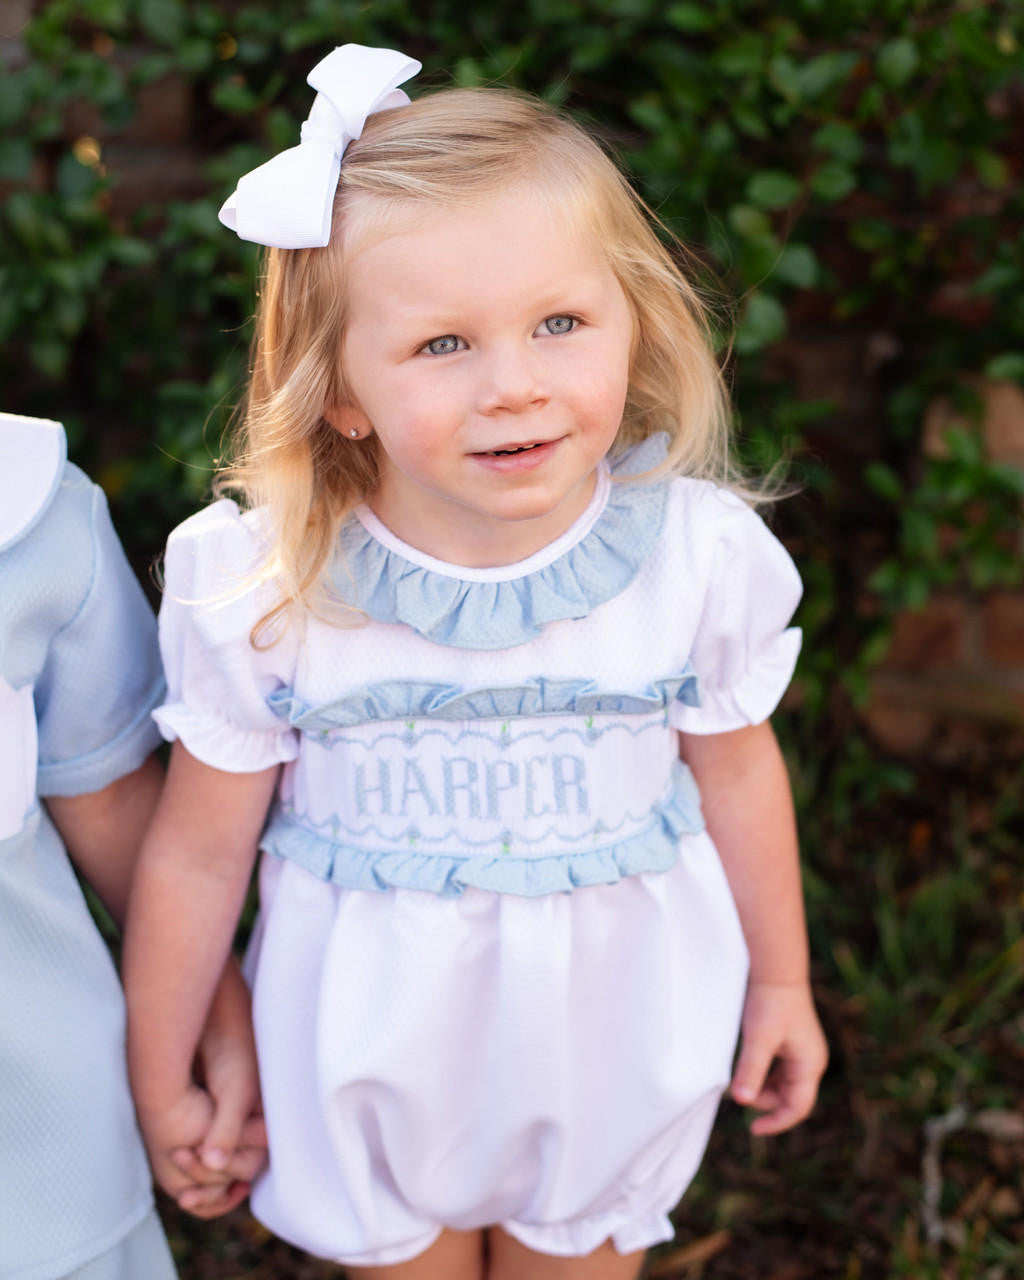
[218,45,421,249]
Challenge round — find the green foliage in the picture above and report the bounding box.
[4,6,1022,1272]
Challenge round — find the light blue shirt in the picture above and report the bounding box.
[0,421,167,1279]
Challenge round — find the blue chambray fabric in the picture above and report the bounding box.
[0,435,172,1280]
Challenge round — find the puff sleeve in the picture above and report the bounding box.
[669,486,802,735]
[154,500,300,772]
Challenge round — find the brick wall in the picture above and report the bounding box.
[863,380,1024,753]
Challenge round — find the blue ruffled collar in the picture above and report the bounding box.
[331,433,670,649]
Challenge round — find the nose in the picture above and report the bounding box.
[476,344,548,416]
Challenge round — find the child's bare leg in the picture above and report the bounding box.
[487,1229,645,1280]
[344,1228,485,1280]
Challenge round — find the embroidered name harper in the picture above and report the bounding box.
[280,716,679,850]
[353,751,590,821]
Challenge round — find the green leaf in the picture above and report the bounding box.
[728,204,772,238]
[453,56,484,86]
[0,68,31,130]
[877,37,919,88]
[775,244,819,288]
[703,119,734,155]
[0,139,31,180]
[902,569,932,610]
[984,353,1024,383]
[865,463,903,502]
[793,51,859,100]
[902,508,939,559]
[628,98,669,135]
[716,35,765,78]
[107,238,155,268]
[30,336,69,378]
[943,428,983,467]
[746,170,801,210]
[975,150,1009,189]
[81,0,128,25]
[666,3,714,31]
[175,38,215,73]
[971,263,1020,296]
[210,77,261,115]
[812,122,863,165]
[768,54,800,101]
[867,559,902,596]
[731,103,769,138]
[811,161,856,202]
[138,0,186,45]
[734,292,787,353]
[56,151,99,198]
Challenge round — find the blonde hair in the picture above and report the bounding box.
[217,85,761,633]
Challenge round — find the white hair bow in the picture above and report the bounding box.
[218,44,421,249]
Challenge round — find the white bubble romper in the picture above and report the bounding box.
[155,436,801,1267]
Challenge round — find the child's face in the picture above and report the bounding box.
[327,185,634,566]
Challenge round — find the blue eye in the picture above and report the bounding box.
[542,315,576,335]
[424,335,463,355]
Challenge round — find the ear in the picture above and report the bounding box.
[325,403,373,440]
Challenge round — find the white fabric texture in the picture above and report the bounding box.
[247,840,746,1263]
[156,469,801,1263]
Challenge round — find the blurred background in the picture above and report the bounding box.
[2,2,1022,1277]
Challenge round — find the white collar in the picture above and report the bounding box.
[0,414,66,553]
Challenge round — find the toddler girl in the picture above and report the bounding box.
[125,45,828,1280]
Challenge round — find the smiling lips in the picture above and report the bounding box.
[476,440,553,457]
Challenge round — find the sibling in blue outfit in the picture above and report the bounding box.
[0,414,176,1280]
[0,414,265,1279]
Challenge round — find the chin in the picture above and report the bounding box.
[483,496,567,525]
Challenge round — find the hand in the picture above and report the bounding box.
[137,1083,243,1216]
[174,959,268,1218]
[138,1069,265,1221]
[135,961,267,1220]
[730,979,828,1136]
[168,1118,266,1218]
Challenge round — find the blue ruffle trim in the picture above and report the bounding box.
[260,759,704,898]
[267,666,700,732]
[329,433,670,649]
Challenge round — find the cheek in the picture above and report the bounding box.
[373,394,451,462]
[574,350,631,419]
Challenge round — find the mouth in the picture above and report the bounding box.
[479,440,550,457]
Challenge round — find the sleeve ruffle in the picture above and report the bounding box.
[153,703,299,772]
[669,488,802,735]
[156,500,299,772]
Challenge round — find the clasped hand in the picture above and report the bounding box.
[136,961,267,1219]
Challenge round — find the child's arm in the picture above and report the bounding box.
[46,754,164,926]
[123,741,278,1208]
[679,721,828,1136]
[46,752,269,1216]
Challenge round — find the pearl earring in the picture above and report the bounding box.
[349,428,359,439]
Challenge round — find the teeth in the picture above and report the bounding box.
[489,443,539,456]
